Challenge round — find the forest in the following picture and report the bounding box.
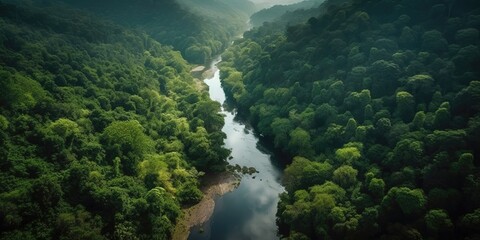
[31,0,254,64]
[1,0,480,239]
[0,1,236,239]
[220,0,480,239]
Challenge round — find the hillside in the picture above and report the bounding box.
[19,0,254,64]
[0,2,229,239]
[249,0,325,27]
[220,0,480,239]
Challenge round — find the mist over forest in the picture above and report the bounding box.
[1,0,479,239]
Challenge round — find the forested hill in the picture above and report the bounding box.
[19,0,254,64]
[0,2,230,239]
[249,0,326,27]
[220,0,480,239]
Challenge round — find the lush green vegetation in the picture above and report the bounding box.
[220,0,480,238]
[249,0,325,27]
[0,2,230,239]
[49,0,253,64]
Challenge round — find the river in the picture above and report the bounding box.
[189,58,285,240]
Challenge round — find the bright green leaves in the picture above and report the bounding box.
[102,120,154,157]
[49,118,81,140]
[138,154,174,193]
[283,157,333,193]
[101,120,153,175]
[335,144,361,164]
[222,69,246,104]
[0,114,9,130]
[332,165,358,189]
[0,70,47,111]
[0,3,235,238]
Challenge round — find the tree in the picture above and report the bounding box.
[271,118,293,150]
[368,178,385,199]
[31,175,62,211]
[422,30,448,53]
[102,120,154,175]
[382,187,426,219]
[283,157,332,193]
[406,74,435,103]
[386,139,424,169]
[343,118,358,140]
[455,28,479,46]
[433,107,451,129]
[177,181,203,205]
[335,145,361,164]
[288,127,313,157]
[425,209,453,236]
[193,100,224,132]
[461,208,480,234]
[310,182,346,202]
[0,114,9,131]
[453,81,480,117]
[0,71,47,111]
[47,118,81,149]
[368,60,401,97]
[332,165,358,189]
[396,91,415,122]
[411,111,426,130]
[375,117,391,134]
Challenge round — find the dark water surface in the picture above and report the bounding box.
[189,59,285,240]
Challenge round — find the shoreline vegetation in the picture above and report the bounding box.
[172,64,239,240]
[172,171,240,240]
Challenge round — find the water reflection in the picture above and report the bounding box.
[189,59,284,240]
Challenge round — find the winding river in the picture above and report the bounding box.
[189,58,285,240]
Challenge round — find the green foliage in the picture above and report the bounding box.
[0,71,47,111]
[219,0,480,238]
[368,178,385,199]
[284,156,333,193]
[103,120,154,156]
[396,91,415,122]
[0,2,230,238]
[53,0,251,64]
[425,209,453,234]
[461,208,480,233]
[288,127,314,157]
[332,165,358,189]
[335,145,361,164]
[382,187,426,219]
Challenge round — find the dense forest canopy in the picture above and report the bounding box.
[0,1,232,239]
[2,0,480,239]
[9,0,254,64]
[249,0,326,27]
[220,0,480,239]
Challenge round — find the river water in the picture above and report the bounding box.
[189,59,285,240]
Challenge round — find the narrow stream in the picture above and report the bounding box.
[189,58,285,240]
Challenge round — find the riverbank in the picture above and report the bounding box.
[191,64,216,92]
[172,171,240,240]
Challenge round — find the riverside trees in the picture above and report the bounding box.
[220,0,480,238]
[0,2,229,239]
